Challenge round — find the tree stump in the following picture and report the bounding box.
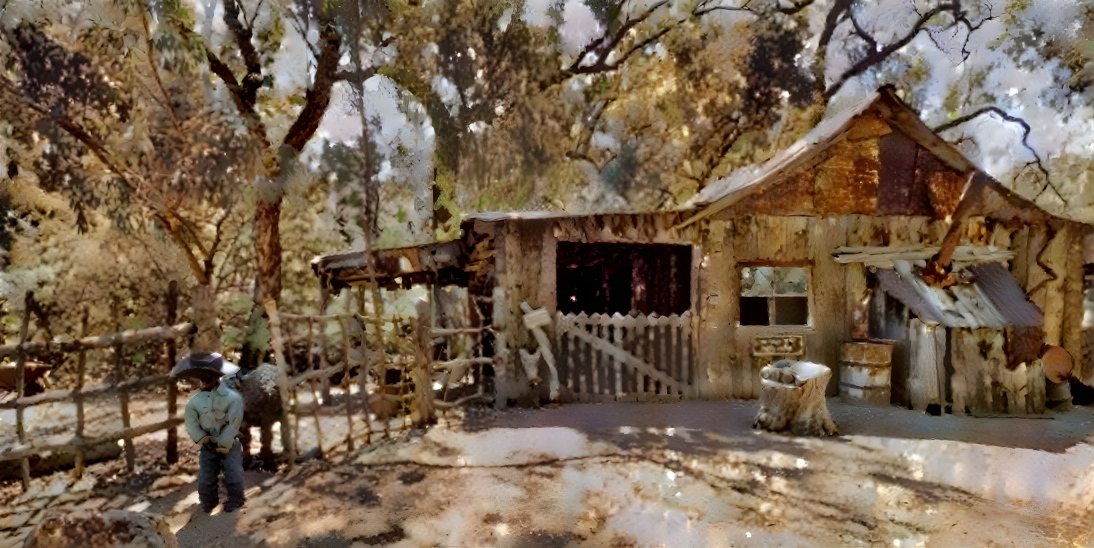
[753,360,838,436]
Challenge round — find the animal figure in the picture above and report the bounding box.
[225,363,282,469]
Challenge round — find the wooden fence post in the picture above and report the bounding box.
[318,285,332,405]
[165,280,179,464]
[73,307,89,478]
[15,291,33,491]
[263,299,297,469]
[337,316,355,453]
[113,297,136,473]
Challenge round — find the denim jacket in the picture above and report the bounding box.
[184,379,244,449]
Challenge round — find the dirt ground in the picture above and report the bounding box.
[2,398,1094,547]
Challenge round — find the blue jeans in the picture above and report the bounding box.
[198,440,244,511]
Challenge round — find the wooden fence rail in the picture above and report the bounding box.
[2,289,189,491]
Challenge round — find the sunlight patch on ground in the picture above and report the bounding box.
[357,426,618,467]
[846,434,1094,511]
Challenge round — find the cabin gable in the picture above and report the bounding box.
[716,110,969,219]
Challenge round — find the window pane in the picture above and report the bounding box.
[773,267,809,295]
[774,296,809,325]
[740,297,769,325]
[741,267,774,297]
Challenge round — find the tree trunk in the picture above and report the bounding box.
[190,281,222,353]
[754,360,838,436]
[254,196,282,305]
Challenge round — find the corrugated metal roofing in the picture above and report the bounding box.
[876,260,1043,329]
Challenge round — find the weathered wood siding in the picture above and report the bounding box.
[491,213,699,404]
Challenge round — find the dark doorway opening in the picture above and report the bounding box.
[556,242,691,315]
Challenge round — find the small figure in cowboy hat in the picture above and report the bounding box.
[171,351,245,513]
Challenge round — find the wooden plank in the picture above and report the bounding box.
[112,299,135,474]
[1026,224,1066,345]
[0,418,186,463]
[1062,225,1086,381]
[263,299,297,469]
[565,327,683,393]
[907,320,939,411]
[1028,360,1046,413]
[15,293,31,491]
[734,215,811,262]
[638,312,643,393]
[1,375,176,409]
[164,282,179,465]
[809,216,849,396]
[305,318,325,456]
[0,323,197,358]
[337,316,355,452]
[74,310,89,477]
[612,322,622,396]
[596,322,606,395]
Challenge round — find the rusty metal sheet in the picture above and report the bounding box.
[878,131,932,215]
[875,268,946,325]
[724,166,814,216]
[814,139,880,215]
[914,148,964,219]
[312,240,469,289]
[876,261,1044,330]
[967,263,1044,328]
[1005,326,1044,370]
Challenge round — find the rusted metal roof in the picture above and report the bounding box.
[684,90,880,219]
[680,86,1064,228]
[311,240,468,290]
[875,260,1043,329]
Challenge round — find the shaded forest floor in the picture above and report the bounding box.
[3,399,1094,547]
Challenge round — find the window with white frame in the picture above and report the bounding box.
[739,266,810,326]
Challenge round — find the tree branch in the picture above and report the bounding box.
[140,5,186,140]
[0,75,139,192]
[222,0,264,111]
[933,106,1063,204]
[566,0,670,75]
[334,67,379,84]
[283,20,342,152]
[825,3,959,99]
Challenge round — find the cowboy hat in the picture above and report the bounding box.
[170,352,240,380]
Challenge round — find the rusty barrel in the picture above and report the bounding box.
[838,340,893,405]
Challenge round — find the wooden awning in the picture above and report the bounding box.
[311,240,469,291]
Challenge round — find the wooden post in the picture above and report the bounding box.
[15,291,32,491]
[337,315,355,452]
[165,280,179,464]
[318,285,332,405]
[113,298,136,473]
[305,317,325,458]
[262,299,296,469]
[73,308,89,477]
[923,172,983,286]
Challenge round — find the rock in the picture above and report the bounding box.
[23,509,178,548]
[149,475,193,492]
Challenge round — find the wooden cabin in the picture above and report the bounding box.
[312,86,1090,413]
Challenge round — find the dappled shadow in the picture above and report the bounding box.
[175,506,242,547]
